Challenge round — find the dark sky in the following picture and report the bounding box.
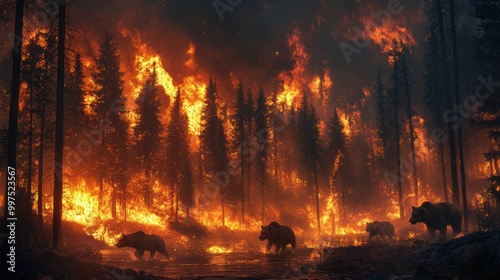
[2,0,476,121]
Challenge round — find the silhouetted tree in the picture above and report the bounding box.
[92,32,129,217]
[254,86,268,223]
[297,92,322,237]
[134,65,162,208]
[327,108,348,222]
[230,80,246,224]
[53,1,66,248]
[245,88,254,212]
[165,88,190,221]
[474,0,500,222]
[200,77,229,226]
[423,1,449,201]
[436,0,460,207]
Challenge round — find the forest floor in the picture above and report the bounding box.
[13,228,500,279]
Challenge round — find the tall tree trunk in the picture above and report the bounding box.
[449,0,468,232]
[4,0,24,235]
[240,146,245,225]
[38,107,45,233]
[401,52,419,206]
[339,166,347,223]
[221,189,225,227]
[436,0,460,207]
[438,134,449,201]
[393,59,405,219]
[25,86,34,252]
[52,2,66,249]
[261,172,265,224]
[314,163,321,240]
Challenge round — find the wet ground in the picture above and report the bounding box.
[101,247,325,279]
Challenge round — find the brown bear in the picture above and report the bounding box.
[259,221,296,253]
[366,221,395,241]
[409,201,462,241]
[115,231,170,260]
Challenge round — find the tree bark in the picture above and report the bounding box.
[401,51,419,207]
[52,2,66,248]
[38,107,45,233]
[449,0,468,232]
[436,0,460,207]
[394,58,405,219]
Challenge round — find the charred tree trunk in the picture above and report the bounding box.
[53,1,66,248]
[38,106,45,232]
[436,0,460,207]
[221,188,225,227]
[449,0,468,232]
[393,58,405,219]
[240,146,245,225]
[261,173,265,224]
[439,135,449,202]
[340,166,347,223]
[111,187,117,219]
[401,51,419,206]
[3,0,24,254]
[314,162,321,240]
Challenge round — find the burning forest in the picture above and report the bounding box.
[0,0,499,279]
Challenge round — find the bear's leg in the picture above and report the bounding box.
[438,228,447,242]
[135,250,145,260]
[274,244,280,254]
[149,250,156,259]
[427,227,436,240]
[266,241,272,253]
[159,248,170,259]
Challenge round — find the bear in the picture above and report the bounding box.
[366,221,395,242]
[409,201,462,241]
[115,231,170,260]
[259,221,296,254]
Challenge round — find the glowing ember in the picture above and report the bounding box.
[207,245,233,254]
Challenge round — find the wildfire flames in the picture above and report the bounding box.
[11,1,491,256]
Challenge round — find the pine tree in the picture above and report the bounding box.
[92,32,129,217]
[245,88,254,213]
[165,88,190,221]
[254,86,268,223]
[134,64,162,208]
[66,53,87,144]
[400,45,419,207]
[327,108,348,222]
[230,80,246,224]
[474,0,500,227]
[423,1,449,201]
[200,77,229,226]
[297,92,322,237]
[53,0,66,248]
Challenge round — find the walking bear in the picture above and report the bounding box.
[366,221,395,241]
[116,231,170,260]
[259,221,296,253]
[409,201,462,241]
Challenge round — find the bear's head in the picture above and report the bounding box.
[259,226,274,241]
[366,222,375,232]
[409,206,426,224]
[115,234,129,248]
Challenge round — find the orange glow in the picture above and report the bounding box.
[207,245,233,254]
[308,67,333,104]
[277,27,309,108]
[121,28,206,136]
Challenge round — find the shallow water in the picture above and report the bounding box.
[101,247,324,279]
